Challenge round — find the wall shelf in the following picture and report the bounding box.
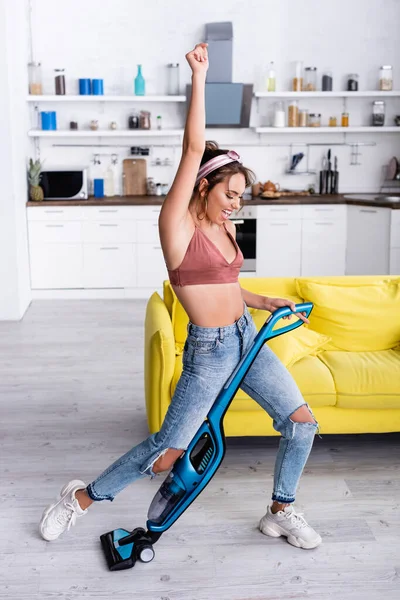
[255,91,400,98]
[255,127,400,134]
[27,95,186,102]
[28,129,184,137]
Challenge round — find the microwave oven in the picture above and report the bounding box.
[40,169,88,200]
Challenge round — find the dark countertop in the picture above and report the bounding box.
[26,193,400,209]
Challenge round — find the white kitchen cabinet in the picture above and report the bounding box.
[256,219,302,277]
[83,244,136,288]
[301,206,347,276]
[136,244,167,288]
[390,210,400,274]
[82,220,136,244]
[346,205,391,275]
[390,248,400,274]
[30,243,84,289]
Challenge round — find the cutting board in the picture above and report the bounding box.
[123,158,147,196]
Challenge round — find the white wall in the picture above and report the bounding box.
[29,0,400,193]
[0,0,31,320]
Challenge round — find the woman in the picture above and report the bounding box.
[40,43,321,550]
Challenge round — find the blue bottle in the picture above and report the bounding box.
[134,65,145,96]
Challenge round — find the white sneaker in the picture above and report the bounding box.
[40,479,88,541]
[259,505,322,549]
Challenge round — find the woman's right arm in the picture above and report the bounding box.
[159,44,208,227]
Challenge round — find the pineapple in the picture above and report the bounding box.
[28,158,44,201]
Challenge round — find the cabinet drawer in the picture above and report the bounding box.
[390,211,400,247]
[257,205,302,219]
[302,219,346,239]
[28,221,82,244]
[27,206,84,221]
[30,244,83,289]
[82,205,161,221]
[302,204,346,220]
[83,244,136,288]
[136,220,160,244]
[136,244,167,287]
[82,220,136,243]
[256,220,301,277]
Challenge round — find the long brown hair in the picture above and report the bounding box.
[190,141,255,220]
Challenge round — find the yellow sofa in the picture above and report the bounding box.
[144,276,400,437]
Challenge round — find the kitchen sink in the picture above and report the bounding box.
[344,194,400,203]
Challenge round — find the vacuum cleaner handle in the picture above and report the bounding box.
[263,302,313,340]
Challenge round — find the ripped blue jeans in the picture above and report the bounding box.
[86,304,319,504]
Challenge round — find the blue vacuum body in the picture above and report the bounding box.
[100,302,313,570]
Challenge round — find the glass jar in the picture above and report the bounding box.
[139,110,151,129]
[304,67,317,91]
[28,62,42,95]
[308,113,321,127]
[292,61,303,91]
[298,109,308,127]
[347,74,359,91]
[329,116,337,127]
[128,112,139,129]
[372,101,385,126]
[273,101,285,127]
[322,71,333,91]
[167,63,180,95]
[379,66,393,91]
[341,112,349,127]
[288,100,299,127]
[54,69,66,95]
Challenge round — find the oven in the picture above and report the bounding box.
[230,205,257,272]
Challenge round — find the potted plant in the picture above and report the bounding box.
[28,158,44,201]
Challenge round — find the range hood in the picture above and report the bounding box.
[186,22,253,128]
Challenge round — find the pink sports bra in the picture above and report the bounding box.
[167,223,244,287]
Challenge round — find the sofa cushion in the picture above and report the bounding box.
[296,278,400,351]
[171,351,336,411]
[318,349,400,409]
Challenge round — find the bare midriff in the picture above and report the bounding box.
[172,281,244,327]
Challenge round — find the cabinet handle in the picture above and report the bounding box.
[153,246,162,249]
[45,210,64,213]
[99,224,118,227]
[360,209,377,213]
[270,222,289,226]
[152,223,158,227]
[100,247,119,250]
[270,208,288,212]
[99,209,118,213]
[231,219,244,224]
[314,222,334,225]
[314,208,333,211]
[45,224,64,228]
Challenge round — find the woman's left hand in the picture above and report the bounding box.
[263,297,309,324]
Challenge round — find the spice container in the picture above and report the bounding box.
[28,62,42,95]
[54,69,66,95]
[167,63,180,95]
[288,100,299,127]
[304,67,317,91]
[273,101,285,127]
[308,113,321,127]
[293,61,303,91]
[329,116,337,127]
[298,109,308,127]
[90,120,99,131]
[322,71,333,91]
[139,110,151,129]
[69,121,78,130]
[347,74,358,91]
[379,66,393,91]
[341,112,349,127]
[156,115,162,130]
[372,101,385,126]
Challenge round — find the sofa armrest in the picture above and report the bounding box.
[144,292,175,433]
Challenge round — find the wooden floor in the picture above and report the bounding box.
[1,300,399,600]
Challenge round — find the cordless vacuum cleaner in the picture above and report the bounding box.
[100,302,313,571]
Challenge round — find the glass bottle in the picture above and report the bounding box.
[341,112,349,127]
[298,109,308,127]
[293,61,303,91]
[372,101,385,126]
[167,63,180,95]
[379,66,393,91]
[266,61,276,92]
[54,69,66,95]
[347,74,359,91]
[28,62,42,95]
[304,67,317,91]
[288,100,299,127]
[273,101,285,127]
[156,115,162,130]
[135,64,145,96]
[322,71,333,91]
